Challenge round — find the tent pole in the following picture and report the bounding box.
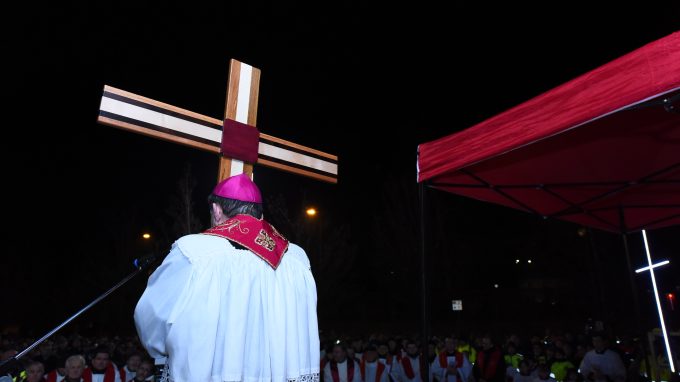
[621,233,644,327]
[619,207,652,381]
[419,181,431,380]
[619,208,644,326]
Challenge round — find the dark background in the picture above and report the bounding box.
[3,1,679,338]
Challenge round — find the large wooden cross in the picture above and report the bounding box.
[97,59,338,183]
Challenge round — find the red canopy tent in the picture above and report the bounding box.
[415,31,680,376]
[418,32,680,233]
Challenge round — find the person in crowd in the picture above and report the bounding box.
[426,341,437,366]
[505,342,524,369]
[82,347,120,382]
[347,348,360,365]
[24,360,45,382]
[119,353,141,382]
[321,343,335,382]
[131,359,154,382]
[35,342,56,370]
[533,365,556,382]
[393,340,429,382]
[351,339,365,362]
[550,348,574,382]
[361,345,389,382]
[578,334,625,382]
[388,339,401,359]
[456,339,476,365]
[324,343,361,382]
[431,338,472,382]
[508,359,535,382]
[45,354,67,382]
[377,342,398,377]
[472,335,505,382]
[63,355,86,382]
[531,344,546,366]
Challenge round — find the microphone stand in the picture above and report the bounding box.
[0,255,159,376]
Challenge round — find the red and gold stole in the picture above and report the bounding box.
[203,214,289,269]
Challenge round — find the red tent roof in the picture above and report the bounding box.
[417,32,680,233]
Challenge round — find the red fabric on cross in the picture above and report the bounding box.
[417,31,680,232]
[221,118,260,164]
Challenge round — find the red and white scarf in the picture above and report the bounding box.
[438,352,463,369]
[45,370,64,382]
[476,348,502,380]
[360,360,386,382]
[330,360,356,382]
[82,364,116,382]
[401,356,425,380]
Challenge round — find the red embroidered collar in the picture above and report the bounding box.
[202,214,289,269]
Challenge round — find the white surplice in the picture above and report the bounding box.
[134,234,320,382]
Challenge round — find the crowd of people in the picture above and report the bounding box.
[0,335,153,382]
[318,331,677,382]
[0,329,676,382]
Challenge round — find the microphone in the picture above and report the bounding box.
[133,253,159,270]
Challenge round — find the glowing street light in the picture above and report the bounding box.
[306,208,317,217]
[515,259,520,264]
[668,293,675,311]
[142,233,151,240]
[527,259,532,264]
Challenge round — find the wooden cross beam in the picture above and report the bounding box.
[97,60,338,183]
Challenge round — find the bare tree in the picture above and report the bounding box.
[265,194,360,320]
[166,163,203,238]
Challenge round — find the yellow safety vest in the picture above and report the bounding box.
[504,353,524,369]
[550,360,574,382]
[457,344,477,364]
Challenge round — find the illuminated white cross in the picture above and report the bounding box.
[635,260,670,273]
[635,230,674,373]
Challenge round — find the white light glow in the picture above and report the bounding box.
[642,230,675,373]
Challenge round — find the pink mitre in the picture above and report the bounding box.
[212,173,262,203]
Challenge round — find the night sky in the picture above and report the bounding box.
[4,1,680,337]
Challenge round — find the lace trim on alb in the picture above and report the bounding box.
[288,373,320,382]
[160,364,319,382]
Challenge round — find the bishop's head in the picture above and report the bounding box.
[208,173,263,226]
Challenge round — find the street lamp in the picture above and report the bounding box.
[306,208,317,217]
[142,233,151,240]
